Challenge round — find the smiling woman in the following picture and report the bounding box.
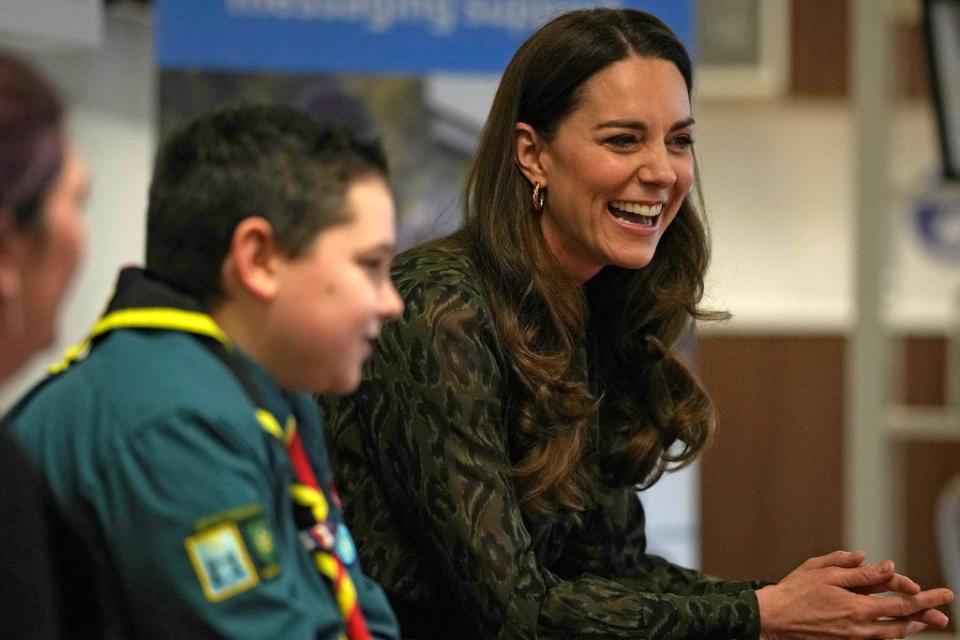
[322,8,954,639]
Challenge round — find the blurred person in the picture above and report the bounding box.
[0,49,92,639]
[6,104,402,639]
[0,51,86,383]
[323,9,954,639]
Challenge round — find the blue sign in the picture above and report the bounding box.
[156,0,692,74]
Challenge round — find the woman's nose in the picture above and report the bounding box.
[636,143,676,187]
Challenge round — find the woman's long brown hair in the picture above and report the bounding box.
[459,8,726,524]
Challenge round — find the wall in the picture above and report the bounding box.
[700,98,953,333]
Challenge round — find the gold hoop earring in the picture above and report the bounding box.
[532,182,545,211]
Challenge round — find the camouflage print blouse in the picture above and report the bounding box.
[323,240,767,639]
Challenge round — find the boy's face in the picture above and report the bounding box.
[266,175,403,394]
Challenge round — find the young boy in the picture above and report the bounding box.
[5,105,403,639]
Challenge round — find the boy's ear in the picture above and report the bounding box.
[222,217,281,302]
[0,216,24,304]
[515,122,549,187]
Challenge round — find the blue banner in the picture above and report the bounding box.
[156,0,692,74]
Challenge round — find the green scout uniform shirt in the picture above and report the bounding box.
[6,268,399,640]
[323,239,767,639]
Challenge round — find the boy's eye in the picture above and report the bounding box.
[358,255,394,278]
[360,259,383,272]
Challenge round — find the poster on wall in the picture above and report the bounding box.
[155,0,693,249]
[156,0,691,73]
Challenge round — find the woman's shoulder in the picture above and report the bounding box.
[392,235,486,306]
[387,236,504,359]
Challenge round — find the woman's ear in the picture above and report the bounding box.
[515,122,548,187]
[221,217,281,302]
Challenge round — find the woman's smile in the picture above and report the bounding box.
[607,200,663,230]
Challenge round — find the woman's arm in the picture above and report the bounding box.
[337,272,762,639]
[555,489,768,596]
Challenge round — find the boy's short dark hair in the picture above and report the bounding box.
[145,104,388,305]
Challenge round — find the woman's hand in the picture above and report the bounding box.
[756,551,953,639]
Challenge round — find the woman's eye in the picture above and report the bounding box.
[605,134,638,149]
[671,134,695,150]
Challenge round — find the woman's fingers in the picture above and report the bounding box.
[912,607,950,628]
[759,565,952,639]
[854,572,921,595]
[802,550,867,570]
[867,589,954,624]
[860,619,928,638]
[877,606,950,630]
[832,560,896,589]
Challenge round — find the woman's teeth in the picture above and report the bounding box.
[608,201,662,226]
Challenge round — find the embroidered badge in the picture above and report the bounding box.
[192,504,281,583]
[185,522,259,602]
[335,523,357,566]
[240,515,281,580]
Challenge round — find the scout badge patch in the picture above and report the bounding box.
[186,504,281,602]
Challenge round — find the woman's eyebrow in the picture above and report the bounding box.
[595,117,696,131]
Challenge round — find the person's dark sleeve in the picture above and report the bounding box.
[615,555,772,597]
[0,429,63,639]
[556,488,771,597]
[357,280,762,639]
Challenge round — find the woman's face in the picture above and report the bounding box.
[0,143,88,379]
[521,56,695,283]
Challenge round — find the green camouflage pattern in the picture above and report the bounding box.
[323,240,767,639]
